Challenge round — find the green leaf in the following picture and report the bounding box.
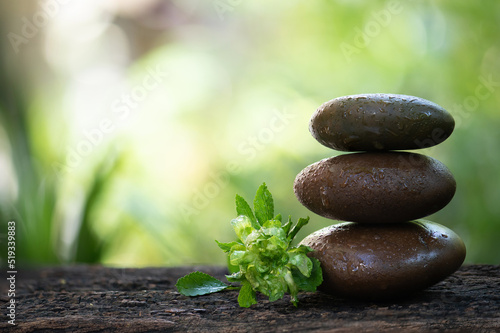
[262,219,282,229]
[229,250,247,266]
[236,194,259,229]
[292,257,323,292]
[288,251,313,277]
[308,258,323,289]
[288,216,310,241]
[282,215,292,235]
[265,276,287,302]
[238,282,257,308]
[215,240,242,252]
[226,271,244,282]
[231,215,254,242]
[284,269,299,307]
[227,256,240,274]
[254,183,274,225]
[176,272,229,296]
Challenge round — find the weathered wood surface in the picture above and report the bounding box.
[1,265,499,332]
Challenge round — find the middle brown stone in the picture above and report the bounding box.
[293,152,456,223]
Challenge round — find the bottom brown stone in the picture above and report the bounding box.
[300,220,466,300]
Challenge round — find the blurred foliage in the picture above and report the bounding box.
[0,0,499,267]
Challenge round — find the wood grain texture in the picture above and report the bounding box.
[1,265,499,332]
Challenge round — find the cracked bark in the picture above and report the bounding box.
[1,265,499,332]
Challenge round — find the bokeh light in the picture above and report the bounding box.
[0,0,499,267]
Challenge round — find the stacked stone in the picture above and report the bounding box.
[294,94,466,300]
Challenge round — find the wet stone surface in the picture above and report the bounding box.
[310,93,455,152]
[292,93,465,310]
[293,152,456,223]
[300,221,466,299]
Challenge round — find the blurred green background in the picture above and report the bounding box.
[0,0,498,267]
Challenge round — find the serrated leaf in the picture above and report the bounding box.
[215,240,242,252]
[176,272,228,296]
[254,183,274,225]
[238,282,257,308]
[235,194,259,229]
[288,252,313,277]
[288,216,310,241]
[308,258,323,288]
[292,257,323,292]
